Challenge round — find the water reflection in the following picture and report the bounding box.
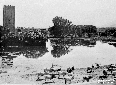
[79,39,96,47]
[1,46,48,68]
[108,43,116,47]
[51,45,70,58]
[1,46,48,58]
[21,46,48,58]
[1,38,116,68]
[99,38,116,43]
[1,38,116,60]
[112,43,116,47]
[100,39,116,48]
[50,38,97,58]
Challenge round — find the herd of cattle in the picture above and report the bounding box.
[35,64,116,84]
[86,64,116,82]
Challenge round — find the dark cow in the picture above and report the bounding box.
[51,74,56,79]
[57,68,61,71]
[103,70,108,76]
[83,76,93,82]
[99,75,107,80]
[87,67,93,73]
[95,63,100,69]
[107,64,116,74]
[67,66,75,73]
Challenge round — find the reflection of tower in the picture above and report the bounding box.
[46,39,53,52]
[3,5,15,33]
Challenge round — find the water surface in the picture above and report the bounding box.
[1,38,116,69]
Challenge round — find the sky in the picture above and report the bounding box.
[0,0,116,28]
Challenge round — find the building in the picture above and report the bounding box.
[3,5,15,33]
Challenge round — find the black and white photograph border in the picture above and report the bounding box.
[0,0,116,85]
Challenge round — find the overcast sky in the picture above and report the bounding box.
[0,0,116,28]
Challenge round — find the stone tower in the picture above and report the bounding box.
[3,5,15,33]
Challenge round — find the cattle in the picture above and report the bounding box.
[99,75,107,80]
[107,64,116,74]
[56,68,61,71]
[67,66,75,73]
[103,70,108,76]
[64,74,74,84]
[113,76,116,81]
[107,67,113,74]
[87,67,93,73]
[83,76,93,82]
[50,64,62,72]
[112,71,116,77]
[50,74,56,79]
[36,73,54,82]
[36,75,44,81]
[92,65,94,69]
[95,63,100,69]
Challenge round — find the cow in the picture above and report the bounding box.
[112,71,116,77]
[67,66,75,73]
[103,70,108,76]
[107,64,116,74]
[64,74,74,84]
[99,75,107,80]
[83,76,93,82]
[87,67,93,73]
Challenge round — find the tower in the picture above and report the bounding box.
[3,5,15,33]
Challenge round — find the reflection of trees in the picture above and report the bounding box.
[21,46,48,58]
[100,37,116,43]
[50,38,96,58]
[51,45,70,58]
[1,46,48,59]
[2,55,14,68]
[108,43,116,48]
[23,37,46,46]
[80,39,96,47]
[50,38,96,46]
[102,38,116,47]
[1,46,48,68]
[112,43,116,47]
[1,47,22,60]
[1,47,21,68]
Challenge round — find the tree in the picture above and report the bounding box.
[52,16,73,37]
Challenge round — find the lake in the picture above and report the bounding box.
[1,38,116,70]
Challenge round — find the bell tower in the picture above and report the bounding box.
[3,5,15,33]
